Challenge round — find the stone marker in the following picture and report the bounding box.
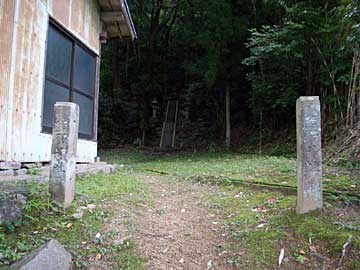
[296,96,323,214]
[9,239,72,270]
[49,102,79,208]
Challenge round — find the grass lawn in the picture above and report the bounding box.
[102,148,360,269]
[1,148,359,269]
[102,148,360,196]
[0,171,149,269]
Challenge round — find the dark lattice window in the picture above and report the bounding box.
[42,21,97,139]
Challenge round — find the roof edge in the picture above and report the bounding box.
[120,0,137,40]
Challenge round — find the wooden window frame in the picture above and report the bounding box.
[42,18,99,141]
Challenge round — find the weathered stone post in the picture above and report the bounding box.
[49,102,79,208]
[296,96,323,214]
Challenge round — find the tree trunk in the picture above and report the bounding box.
[225,85,231,149]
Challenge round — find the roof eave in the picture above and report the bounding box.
[121,0,137,40]
[98,0,137,40]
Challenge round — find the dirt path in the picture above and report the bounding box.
[134,174,229,270]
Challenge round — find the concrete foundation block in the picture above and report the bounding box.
[0,161,21,170]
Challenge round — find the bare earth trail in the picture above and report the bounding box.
[131,173,230,270]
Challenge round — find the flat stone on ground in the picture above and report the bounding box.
[9,239,71,270]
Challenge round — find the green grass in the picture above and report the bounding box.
[2,148,360,269]
[0,171,148,269]
[102,149,360,196]
[204,185,360,269]
[102,148,360,269]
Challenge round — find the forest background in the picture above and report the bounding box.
[98,0,360,163]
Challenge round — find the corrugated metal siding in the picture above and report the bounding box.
[0,0,16,161]
[52,0,70,27]
[9,0,48,162]
[50,0,101,53]
[4,0,101,162]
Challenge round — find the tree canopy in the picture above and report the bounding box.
[99,0,360,148]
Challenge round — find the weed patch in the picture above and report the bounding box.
[0,171,148,269]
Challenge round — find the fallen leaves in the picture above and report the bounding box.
[95,253,102,261]
[267,197,277,205]
[309,245,318,253]
[251,207,268,213]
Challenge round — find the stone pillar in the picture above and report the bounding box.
[296,96,323,214]
[49,102,79,208]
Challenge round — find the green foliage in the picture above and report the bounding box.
[98,0,360,147]
[0,172,148,269]
[26,167,41,176]
[243,0,359,126]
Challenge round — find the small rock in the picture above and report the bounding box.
[72,212,83,219]
[95,232,101,239]
[16,194,27,205]
[86,204,96,211]
[218,251,228,257]
[0,252,4,260]
[179,258,184,263]
[181,208,186,213]
[14,169,27,176]
[114,239,126,246]
[0,192,28,224]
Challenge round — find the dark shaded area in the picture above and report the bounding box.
[98,0,360,150]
